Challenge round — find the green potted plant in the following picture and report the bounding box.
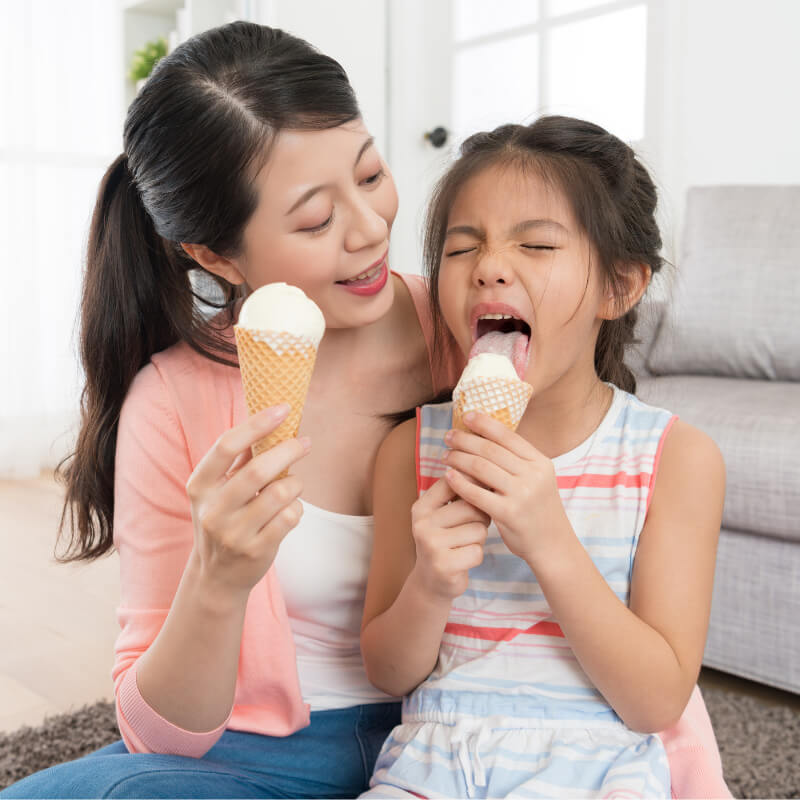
[129,37,168,93]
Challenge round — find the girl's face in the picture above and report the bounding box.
[235,119,398,330]
[438,163,614,396]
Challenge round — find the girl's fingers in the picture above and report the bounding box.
[432,497,491,529]
[445,427,525,476]
[445,468,504,521]
[443,448,513,495]
[220,436,311,510]
[448,542,485,573]
[414,476,458,515]
[459,412,537,460]
[188,405,291,493]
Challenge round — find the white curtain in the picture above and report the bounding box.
[0,0,122,478]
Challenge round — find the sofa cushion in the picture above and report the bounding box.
[636,375,800,542]
[647,185,800,380]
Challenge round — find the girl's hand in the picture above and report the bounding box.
[409,476,490,601]
[442,412,570,566]
[185,404,311,597]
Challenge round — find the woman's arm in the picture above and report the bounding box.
[444,415,725,733]
[113,363,308,751]
[360,418,489,697]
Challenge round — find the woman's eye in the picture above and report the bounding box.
[299,212,334,233]
[362,168,385,186]
[521,244,556,251]
[445,247,476,257]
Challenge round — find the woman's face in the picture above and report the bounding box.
[234,119,398,330]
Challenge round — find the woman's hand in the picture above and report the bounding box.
[408,476,490,601]
[442,412,571,567]
[185,404,311,597]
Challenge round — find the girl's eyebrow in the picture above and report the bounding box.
[445,219,567,238]
[509,218,567,235]
[286,136,376,216]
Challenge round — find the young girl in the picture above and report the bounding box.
[360,116,728,798]
[1,21,461,800]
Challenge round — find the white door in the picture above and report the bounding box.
[387,0,662,275]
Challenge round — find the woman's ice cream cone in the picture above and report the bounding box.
[235,283,325,476]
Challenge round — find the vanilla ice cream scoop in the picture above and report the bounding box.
[454,353,519,394]
[238,282,325,346]
[452,353,533,432]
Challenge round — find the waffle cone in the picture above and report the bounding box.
[452,377,533,432]
[235,327,317,477]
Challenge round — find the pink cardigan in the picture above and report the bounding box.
[110,273,729,797]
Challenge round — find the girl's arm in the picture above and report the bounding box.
[360,418,489,697]
[444,415,725,733]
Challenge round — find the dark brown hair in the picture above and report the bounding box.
[423,115,663,393]
[58,22,360,561]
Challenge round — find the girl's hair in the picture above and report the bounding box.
[58,21,360,561]
[423,115,663,394]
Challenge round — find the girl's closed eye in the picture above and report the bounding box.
[445,246,477,257]
[521,243,557,251]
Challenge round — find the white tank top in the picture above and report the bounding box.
[273,500,398,711]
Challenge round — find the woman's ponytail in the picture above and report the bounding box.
[57,155,237,561]
[57,155,182,560]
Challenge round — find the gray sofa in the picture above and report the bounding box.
[630,185,800,695]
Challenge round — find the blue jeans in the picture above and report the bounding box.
[0,702,400,799]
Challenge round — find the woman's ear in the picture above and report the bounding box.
[600,262,652,320]
[180,243,246,285]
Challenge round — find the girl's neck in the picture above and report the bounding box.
[516,373,614,460]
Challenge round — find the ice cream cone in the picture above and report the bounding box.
[235,327,317,477]
[452,376,533,432]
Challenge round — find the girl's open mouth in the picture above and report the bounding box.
[469,313,532,380]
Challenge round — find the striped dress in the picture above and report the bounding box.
[365,386,675,799]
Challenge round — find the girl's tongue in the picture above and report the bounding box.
[468,331,530,380]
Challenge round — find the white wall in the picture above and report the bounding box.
[654,0,800,260]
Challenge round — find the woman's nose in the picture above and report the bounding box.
[344,196,388,252]
[472,248,515,288]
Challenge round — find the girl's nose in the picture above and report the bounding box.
[344,196,388,252]
[472,249,515,288]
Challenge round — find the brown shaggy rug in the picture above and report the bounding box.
[1,684,798,797]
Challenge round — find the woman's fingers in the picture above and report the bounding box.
[220,436,311,509]
[187,405,290,496]
[235,474,304,540]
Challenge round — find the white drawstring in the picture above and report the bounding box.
[450,721,489,797]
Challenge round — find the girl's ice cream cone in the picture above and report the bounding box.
[452,353,533,432]
[235,283,325,476]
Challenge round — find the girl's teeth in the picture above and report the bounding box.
[479,313,513,320]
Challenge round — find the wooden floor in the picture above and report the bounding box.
[0,472,119,733]
[0,472,797,735]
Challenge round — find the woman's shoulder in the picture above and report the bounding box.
[123,334,241,461]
